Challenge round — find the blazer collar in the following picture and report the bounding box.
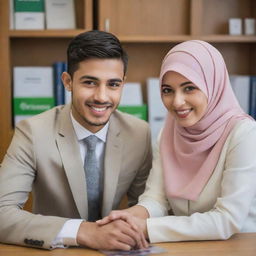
[102,112,123,216]
[56,104,88,219]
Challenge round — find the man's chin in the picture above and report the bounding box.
[85,117,109,127]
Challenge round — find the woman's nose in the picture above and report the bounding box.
[172,93,185,108]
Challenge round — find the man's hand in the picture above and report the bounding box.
[77,219,146,250]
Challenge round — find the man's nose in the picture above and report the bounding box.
[94,85,108,103]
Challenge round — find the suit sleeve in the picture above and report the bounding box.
[0,121,68,249]
[139,122,256,242]
[126,124,152,207]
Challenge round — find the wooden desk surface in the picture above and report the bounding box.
[0,233,255,256]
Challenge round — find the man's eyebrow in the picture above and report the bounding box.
[79,76,123,82]
[79,75,99,81]
[109,78,123,82]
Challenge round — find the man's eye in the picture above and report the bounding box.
[109,82,120,87]
[82,80,95,86]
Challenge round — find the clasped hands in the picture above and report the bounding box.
[77,210,148,251]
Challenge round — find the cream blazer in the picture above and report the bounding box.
[0,104,152,249]
[138,119,256,243]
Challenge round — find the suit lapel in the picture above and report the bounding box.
[55,104,88,219]
[102,114,123,216]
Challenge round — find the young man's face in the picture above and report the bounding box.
[62,58,125,133]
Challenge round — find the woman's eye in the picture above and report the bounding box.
[184,86,196,92]
[162,87,172,94]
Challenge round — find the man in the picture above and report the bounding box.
[0,30,152,250]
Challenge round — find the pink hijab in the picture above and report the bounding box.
[160,40,251,201]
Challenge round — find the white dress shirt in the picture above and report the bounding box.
[51,112,109,248]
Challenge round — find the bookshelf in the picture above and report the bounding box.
[1,0,256,163]
[0,0,93,161]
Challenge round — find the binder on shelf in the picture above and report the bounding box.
[62,62,71,104]
[13,66,54,124]
[45,0,76,29]
[120,82,143,106]
[118,82,147,121]
[14,0,45,30]
[53,62,65,105]
[118,105,147,121]
[9,0,14,29]
[249,76,256,120]
[147,78,167,144]
[230,75,250,114]
[53,61,71,105]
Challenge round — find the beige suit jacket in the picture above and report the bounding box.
[0,104,152,249]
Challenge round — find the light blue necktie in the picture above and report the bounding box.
[84,135,102,221]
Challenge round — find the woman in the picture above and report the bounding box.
[98,40,256,243]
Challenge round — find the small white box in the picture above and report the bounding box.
[229,18,242,35]
[244,18,255,35]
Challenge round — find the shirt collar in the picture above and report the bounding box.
[70,112,109,143]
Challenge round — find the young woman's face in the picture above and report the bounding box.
[161,71,208,127]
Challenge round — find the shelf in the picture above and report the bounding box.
[9,31,256,43]
[118,35,256,43]
[9,29,89,38]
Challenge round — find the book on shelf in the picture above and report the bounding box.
[249,76,256,120]
[53,61,71,105]
[230,75,250,114]
[147,78,167,145]
[53,62,65,105]
[14,0,45,30]
[118,82,147,121]
[13,66,54,124]
[45,0,76,29]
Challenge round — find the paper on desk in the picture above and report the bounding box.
[100,245,167,255]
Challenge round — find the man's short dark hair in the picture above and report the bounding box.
[67,30,128,77]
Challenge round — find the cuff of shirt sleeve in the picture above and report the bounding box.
[138,199,168,218]
[51,219,84,248]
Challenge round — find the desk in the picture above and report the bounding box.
[0,233,255,256]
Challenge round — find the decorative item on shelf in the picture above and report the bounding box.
[45,0,76,29]
[244,18,255,35]
[14,0,45,30]
[13,66,54,124]
[118,82,147,121]
[147,78,167,144]
[229,18,242,35]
